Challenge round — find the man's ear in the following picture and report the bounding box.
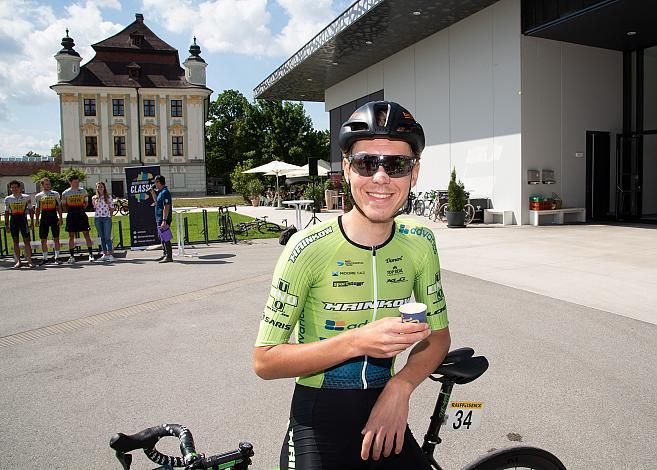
[411,160,421,188]
[342,156,350,183]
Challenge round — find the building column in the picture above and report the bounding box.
[130,93,140,163]
[186,95,203,161]
[99,93,111,162]
[60,93,82,163]
[159,95,168,162]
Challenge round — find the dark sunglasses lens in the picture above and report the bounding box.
[352,155,413,178]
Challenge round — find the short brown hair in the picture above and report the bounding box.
[40,177,51,186]
[9,180,21,188]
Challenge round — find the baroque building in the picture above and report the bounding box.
[51,13,212,197]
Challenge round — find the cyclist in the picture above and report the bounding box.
[35,177,63,265]
[61,174,95,263]
[4,180,35,268]
[253,101,450,469]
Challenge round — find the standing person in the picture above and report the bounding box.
[61,175,95,264]
[253,102,450,470]
[92,181,114,262]
[4,180,35,268]
[152,175,173,263]
[35,177,63,265]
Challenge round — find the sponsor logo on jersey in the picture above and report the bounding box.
[397,224,437,253]
[336,259,364,267]
[332,271,339,276]
[269,278,298,314]
[261,313,291,330]
[324,319,369,330]
[386,276,407,284]
[386,265,404,276]
[427,305,447,317]
[385,256,403,264]
[289,226,334,263]
[427,272,444,301]
[332,280,365,288]
[323,297,411,311]
[332,270,365,277]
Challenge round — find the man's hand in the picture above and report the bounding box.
[352,317,430,359]
[361,379,413,461]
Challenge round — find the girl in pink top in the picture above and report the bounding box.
[92,182,115,262]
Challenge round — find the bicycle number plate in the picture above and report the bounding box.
[444,401,484,431]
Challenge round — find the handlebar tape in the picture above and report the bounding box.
[110,424,197,464]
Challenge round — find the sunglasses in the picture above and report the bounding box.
[348,153,417,178]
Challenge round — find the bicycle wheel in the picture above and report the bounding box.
[225,216,237,243]
[428,203,438,221]
[414,199,426,216]
[234,222,249,235]
[464,203,475,225]
[120,203,129,216]
[437,203,448,222]
[260,222,283,233]
[463,446,566,470]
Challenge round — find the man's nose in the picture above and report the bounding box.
[371,165,391,183]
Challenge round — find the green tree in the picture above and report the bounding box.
[33,168,86,194]
[205,90,252,188]
[447,167,466,212]
[229,159,257,203]
[50,143,62,160]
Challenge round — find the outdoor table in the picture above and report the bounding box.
[172,207,196,257]
[283,199,314,229]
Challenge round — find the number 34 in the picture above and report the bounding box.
[452,410,473,430]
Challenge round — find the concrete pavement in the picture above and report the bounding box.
[1,211,656,469]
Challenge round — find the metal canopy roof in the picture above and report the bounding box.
[254,0,498,102]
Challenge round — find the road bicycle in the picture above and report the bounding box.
[110,347,566,470]
[233,216,284,236]
[435,192,476,225]
[216,205,237,244]
[114,198,130,216]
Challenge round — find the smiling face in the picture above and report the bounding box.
[343,139,420,223]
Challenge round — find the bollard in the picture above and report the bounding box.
[184,217,189,244]
[202,209,209,245]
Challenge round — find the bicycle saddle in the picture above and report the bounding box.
[431,347,489,385]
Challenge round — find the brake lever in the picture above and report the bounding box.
[114,450,132,470]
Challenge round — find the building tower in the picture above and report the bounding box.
[183,37,207,86]
[54,29,82,83]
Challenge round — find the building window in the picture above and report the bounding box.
[85,136,98,156]
[171,99,183,117]
[112,99,125,116]
[84,98,96,116]
[143,99,155,117]
[145,136,157,156]
[172,136,183,156]
[114,136,126,156]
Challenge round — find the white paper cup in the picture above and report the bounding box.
[399,302,427,324]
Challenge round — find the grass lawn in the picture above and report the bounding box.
[1,211,279,256]
[169,195,246,208]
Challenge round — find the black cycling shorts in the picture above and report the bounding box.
[39,215,60,239]
[280,384,431,470]
[65,211,90,233]
[9,216,30,241]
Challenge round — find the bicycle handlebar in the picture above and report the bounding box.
[110,424,254,469]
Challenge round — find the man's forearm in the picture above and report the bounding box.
[387,328,451,393]
[254,331,359,380]
[162,205,170,223]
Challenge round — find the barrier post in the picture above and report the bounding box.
[184,217,189,244]
[202,209,209,244]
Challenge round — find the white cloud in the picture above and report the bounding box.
[143,0,345,57]
[0,129,57,156]
[0,0,124,104]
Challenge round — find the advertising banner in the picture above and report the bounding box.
[124,165,160,248]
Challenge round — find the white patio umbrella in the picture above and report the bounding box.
[243,160,302,208]
[284,159,331,177]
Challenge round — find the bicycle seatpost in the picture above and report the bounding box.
[422,381,454,459]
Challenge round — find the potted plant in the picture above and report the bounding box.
[324,178,337,210]
[445,168,467,228]
[247,178,264,207]
[303,180,324,212]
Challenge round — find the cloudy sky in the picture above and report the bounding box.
[0,0,352,156]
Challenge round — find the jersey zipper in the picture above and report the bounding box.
[361,247,378,389]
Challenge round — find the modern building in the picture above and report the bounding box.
[51,13,212,197]
[255,0,657,225]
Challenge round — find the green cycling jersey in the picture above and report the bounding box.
[255,216,448,389]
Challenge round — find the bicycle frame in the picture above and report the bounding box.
[421,380,454,470]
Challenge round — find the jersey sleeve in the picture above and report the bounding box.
[414,237,448,331]
[255,233,314,347]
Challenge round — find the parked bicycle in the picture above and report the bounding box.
[114,198,129,216]
[110,347,566,470]
[435,191,476,225]
[217,205,237,244]
[233,216,284,236]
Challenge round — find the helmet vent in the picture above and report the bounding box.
[349,122,369,132]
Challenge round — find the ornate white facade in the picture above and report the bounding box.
[50,15,212,197]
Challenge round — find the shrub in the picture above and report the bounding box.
[230,160,257,203]
[33,168,86,194]
[447,167,466,212]
[247,178,264,198]
[303,181,324,211]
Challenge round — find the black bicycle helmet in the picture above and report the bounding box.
[338,101,425,157]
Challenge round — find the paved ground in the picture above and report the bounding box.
[1,216,656,469]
